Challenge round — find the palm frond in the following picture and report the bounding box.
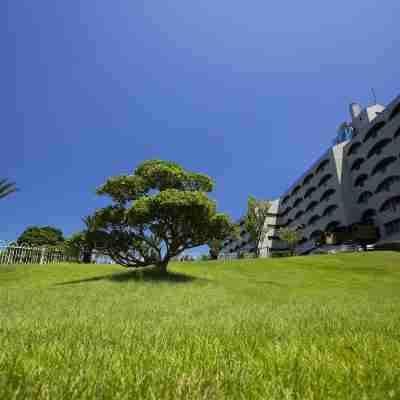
[0,178,17,199]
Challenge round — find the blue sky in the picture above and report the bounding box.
[2,1,399,248]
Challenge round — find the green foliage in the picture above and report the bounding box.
[244,196,271,257]
[1,252,400,399]
[92,160,235,272]
[208,239,222,260]
[66,216,107,263]
[276,225,303,256]
[0,178,17,200]
[270,250,291,258]
[17,226,64,247]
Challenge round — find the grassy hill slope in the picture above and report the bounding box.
[1,252,400,399]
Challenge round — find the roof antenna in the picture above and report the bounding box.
[371,88,377,104]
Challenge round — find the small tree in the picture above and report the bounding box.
[17,226,64,247]
[66,216,102,263]
[208,239,222,260]
[90,160,236,273]
[0,178,17,200]
[244,196,271,257]
[276,225,303,256]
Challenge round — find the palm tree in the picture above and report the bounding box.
[81,215,97,263]
[0,178,17,199]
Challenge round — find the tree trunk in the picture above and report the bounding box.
[155,260,169,274]
[82,246,93,264]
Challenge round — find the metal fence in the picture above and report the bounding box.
[0,241,72,265]
[0,241,116,265]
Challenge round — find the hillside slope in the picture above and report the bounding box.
[1,252,400,399]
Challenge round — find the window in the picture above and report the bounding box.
[308,214,321,226]
[389,103,400,121]
[347,142,362,156]
[305,201,318,213]
[303,173,314,186]
[316,159,329,174]
[322,204,338,217]
[310,230,323,241]
[325,220,341,232]
[379,196,400,213]
[394,127,400,140]
[304,186,317,199]
[354,174,368,188]
[291,185,301,196]
[293,198,303,208]
[320,189,336,202]
[367,138,392,159]
[384,218,400,236]
[282,195,290,205]
[281,206,292,217]
[375,176,400,194]
[294,210,304,220]
[371,156,397,176]
[318,173,333,188]
[363,121,386,143]
[361,209,376,224]
[357,191,373,204]
[351,157,365,172]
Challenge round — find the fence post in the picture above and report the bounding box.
[40,248,46,265]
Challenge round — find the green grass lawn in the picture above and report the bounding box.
[1,252,400,399]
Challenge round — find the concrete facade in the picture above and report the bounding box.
[220,94,400,256]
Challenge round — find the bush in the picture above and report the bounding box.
[270,251,291,258]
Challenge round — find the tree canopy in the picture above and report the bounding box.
[276,225,303,256]
[17,226,64,247]
[90,160,235,272]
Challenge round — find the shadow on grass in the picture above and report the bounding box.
[56,268,202,286]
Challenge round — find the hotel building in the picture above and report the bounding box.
[220,94,400,256]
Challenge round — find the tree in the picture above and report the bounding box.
[80,216,97,263]
[66,216,102,263]
[244,196,271,257]
[276,225,303,256]
[17,226,64,247]
[208,239,222,260]
[0,178,17,200]
[90,160,236,273]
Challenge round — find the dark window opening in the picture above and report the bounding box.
[384,218,400,236]
[351,157,365,172]
[375,175,400,194]
[316,159,329,174]
[367,138,392,159]
[357,191,373,204]
[320,189,336,202]
[322,204,338,217]
[347,142,362,156]
[363,121,386,143]
[354,174,368,188]
[380,196,400,213]
[371,156,397,176]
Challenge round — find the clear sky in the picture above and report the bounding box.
[2,1,399,246]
